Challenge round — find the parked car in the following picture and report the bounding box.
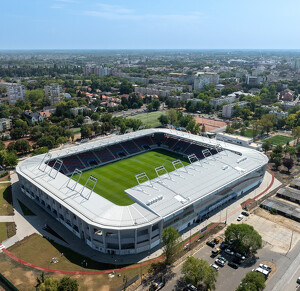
[186,283,197,291]
[206,241,215,247]
[242,211,249,216]
[210,264,219,271]
[225,249,234,256]
[212,248,221,256]
[215,259,225,267]
[220,242,228,250]
[237,214,244,221]
[184,243,190,250]
[297,277,300,284]
[218,256,227,263]
[151,282,165,291]
[232,257,242,265]
[228,261,239,269]
[214,237,220,244]
[235,253,246,260]
[259,264,272,272]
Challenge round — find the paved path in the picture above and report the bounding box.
[0,216,14,222]
[0,167,277,276]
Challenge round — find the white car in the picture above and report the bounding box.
[237,214,244,221]
[297,277,300,284]
[210,264,219,271]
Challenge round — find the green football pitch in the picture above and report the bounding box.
[73,149,189,206]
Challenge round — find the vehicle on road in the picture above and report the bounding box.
[228,261,239,269]
[186,283,197,291]
[206,240,215,247]
[184,243,190,250]
[242,211,249,216]
[225,249,234,256]
[210,264,219,271]
[237,214,244,221]
[235,253,246,260]
[297,277,300,284]
[215,259,225,267]
[218,256,227,263]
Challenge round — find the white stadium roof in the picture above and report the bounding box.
[17,128,268,230]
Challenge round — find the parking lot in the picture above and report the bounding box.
[162,212,300,291]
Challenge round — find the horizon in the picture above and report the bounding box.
[2,0,300,50]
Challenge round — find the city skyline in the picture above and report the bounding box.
[2,0,300,50]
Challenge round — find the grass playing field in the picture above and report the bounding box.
[126,111,165,128]
[264,134,294,146]
[73,149,189,206]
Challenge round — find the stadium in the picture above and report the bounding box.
[16,128,268,255]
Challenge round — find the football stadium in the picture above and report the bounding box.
[16,129,268,255]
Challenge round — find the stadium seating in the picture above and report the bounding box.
[61,155,85,173]
[93,148,115,163]
[122,140,142,155]
[77,151,99,167]
[108,143,127,157]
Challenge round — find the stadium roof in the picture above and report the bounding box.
[17,128,268,230]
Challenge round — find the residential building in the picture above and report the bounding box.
[193,72,220,90]
[44,84,63,105]
[0,118,12,132]
[24,112,43,123]
[209,95,237,109]
[70,106,88,117]
[269,110,288,119]
[245,75,265,86]
[0,82,25,104]
[222,101,248,119]
[215,84,225,91]
[279,89,294,101]
[216,132,262,151]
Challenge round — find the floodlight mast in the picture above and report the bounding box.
[187,153,203,170]
[155,165,173,182]
[49,159,63,179]
[38,153,52,172]
[67,168,82,190]
[80,175,97,199]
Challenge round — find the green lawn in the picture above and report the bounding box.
[0,222,16,242]
[71,127,81,134]
[0,183,14,216]
[265,135,294,146]
[238,128,256,138]
[127,111,165,128]
[73,149,189,206]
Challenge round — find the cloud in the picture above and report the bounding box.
[50,4,64,9]
[84,3,202,22]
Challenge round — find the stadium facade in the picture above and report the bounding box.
[16,129,268,255]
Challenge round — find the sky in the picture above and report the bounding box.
[1,0,300,50]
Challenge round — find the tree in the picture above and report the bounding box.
[283,157,294,172]
[262,140,272,153]
[80,124,91,139]
[292,126,300,144]
[273,156,282,170]
[119,80,133,94]
[162,227,180,265]
[236,271,266,291]
[182,257,218,290]
[225,224,262,255]
[158,114,168,126]
[14,139,31,154]
[167,109,177,125]
[10,127,24,140]
[57,277,78,291]
[260,114,276,134]
[152,99,160,111]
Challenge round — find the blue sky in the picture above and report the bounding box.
[1,0,300,49]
